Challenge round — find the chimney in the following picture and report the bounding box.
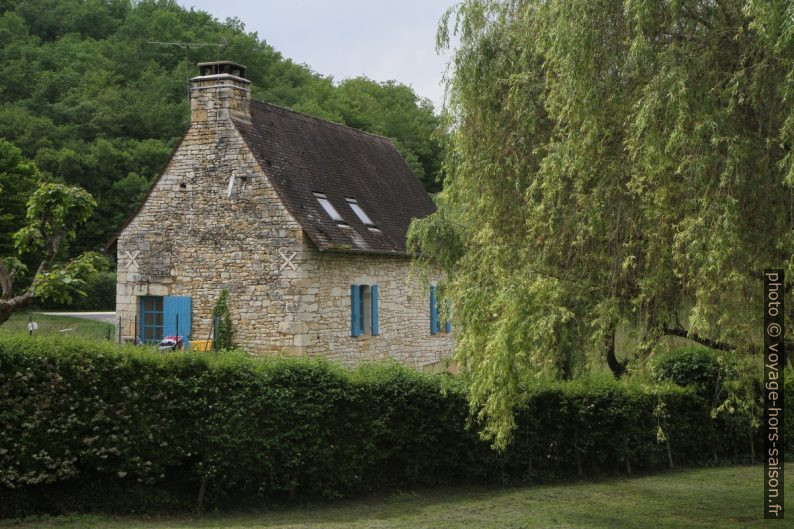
[189,61,251,123]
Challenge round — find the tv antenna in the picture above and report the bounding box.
[148,39,228,97]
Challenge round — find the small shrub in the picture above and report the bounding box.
[650,346,734,400]
[211,289,234,350]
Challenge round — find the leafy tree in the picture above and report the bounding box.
[0,183,106,323]
[410,0,793,447]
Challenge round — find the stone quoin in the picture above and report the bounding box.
[111,61,452,367]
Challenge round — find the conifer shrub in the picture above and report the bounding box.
[211,289,234,350]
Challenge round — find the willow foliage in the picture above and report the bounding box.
[409,0,794,447]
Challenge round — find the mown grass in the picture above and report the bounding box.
[2,465,783,529]
[0,312,114,341]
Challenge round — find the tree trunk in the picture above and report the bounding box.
[666,439,674,469]
[749,435,755,464]
[195,475,208,513]
[605,325,626,378]
[623,437,631,475]
[0,291,36,325]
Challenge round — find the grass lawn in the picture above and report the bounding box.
[3,465,786,529]
[0,312,115,341]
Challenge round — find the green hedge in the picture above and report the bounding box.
[0,335,787,517]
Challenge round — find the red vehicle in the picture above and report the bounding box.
[158,336,185,351]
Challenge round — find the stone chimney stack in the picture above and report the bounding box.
[189,61,251,123]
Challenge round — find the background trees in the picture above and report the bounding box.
[410,0,793,446]
[0,140,39,258]
[0,0,443,254]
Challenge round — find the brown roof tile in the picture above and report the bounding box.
[233,100,435,255]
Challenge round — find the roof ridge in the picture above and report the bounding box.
[248,98,396,143]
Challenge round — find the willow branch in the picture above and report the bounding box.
[662,326,734,352]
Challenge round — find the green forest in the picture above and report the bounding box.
[0,0,443,258]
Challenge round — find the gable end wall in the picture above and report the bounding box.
[116,117,306,352]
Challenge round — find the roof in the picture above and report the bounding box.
[233,100,436,255]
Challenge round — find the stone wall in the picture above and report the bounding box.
[294,237,452,367]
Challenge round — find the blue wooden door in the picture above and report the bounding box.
[164,296,192,346]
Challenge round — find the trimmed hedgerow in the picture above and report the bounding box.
[0,335,786,517]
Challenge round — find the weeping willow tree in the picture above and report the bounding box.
[409,0,794,447]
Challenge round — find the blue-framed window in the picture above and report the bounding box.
[351,284,379,337]
[140,296,164,344]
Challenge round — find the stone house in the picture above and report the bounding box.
[112,61,452,368]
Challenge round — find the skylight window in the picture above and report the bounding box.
[313,192,344,222]
[346,198,375,226]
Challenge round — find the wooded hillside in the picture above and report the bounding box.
[0,0,442,255]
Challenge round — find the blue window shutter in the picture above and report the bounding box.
[164,296,192,347]
[371,284,379,336]
[445,300,452,334]
[430,286,439,335]
[351,285,361,337]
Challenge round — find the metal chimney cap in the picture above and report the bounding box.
[196,61,247,78]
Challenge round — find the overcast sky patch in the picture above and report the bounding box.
[175,0,455,111]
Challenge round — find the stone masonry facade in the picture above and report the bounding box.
[297,237,450,366]
[115,66,453,368]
